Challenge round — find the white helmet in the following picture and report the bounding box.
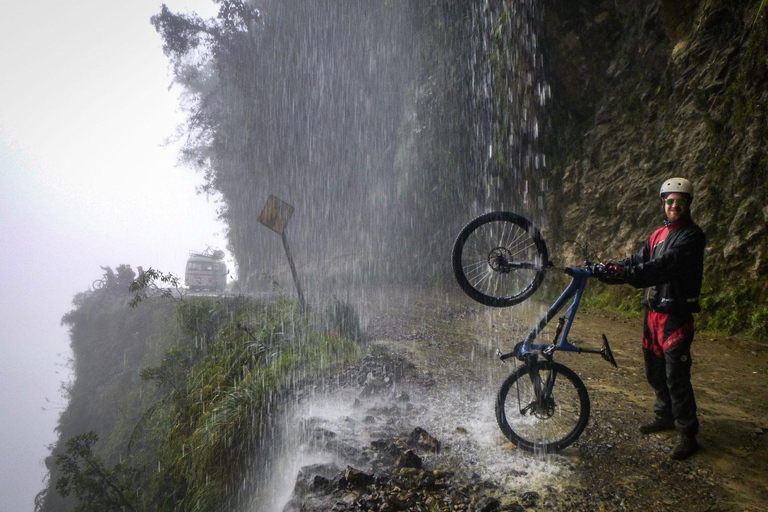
[659,177,693,198]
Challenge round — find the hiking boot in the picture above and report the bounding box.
[639,416,676,434]
[670,434,698,460]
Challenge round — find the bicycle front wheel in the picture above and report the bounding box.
[452,212,548,307]
[495,361,590,453]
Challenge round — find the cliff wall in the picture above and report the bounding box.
[540,0,767,334]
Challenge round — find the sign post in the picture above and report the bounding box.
[258,195,306,310]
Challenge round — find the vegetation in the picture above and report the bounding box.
[148,0,768,340]
[54,432,139,512]
[33,2,768,511]
[128,267,184,307]
[538,0,768,341]
[37,271,362,511]
[150,1,511,290]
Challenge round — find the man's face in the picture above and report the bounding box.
[663,192,688,222]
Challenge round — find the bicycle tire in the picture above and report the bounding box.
[495,361,590,453]
[452,212,548,307]
[92,279,105,290]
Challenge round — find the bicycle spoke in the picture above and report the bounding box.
[453,212,547,307]
[496,361,590,452]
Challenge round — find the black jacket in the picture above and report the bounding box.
[620,219,706,315]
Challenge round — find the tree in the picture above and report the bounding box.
[55,432,139,511]
[128,267,183,307]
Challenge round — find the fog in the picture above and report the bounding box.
[0,1,224,509]
[0,0,553,508]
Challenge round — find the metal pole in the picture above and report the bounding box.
[281,230,306,311]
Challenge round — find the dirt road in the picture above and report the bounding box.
[359,286,768,511]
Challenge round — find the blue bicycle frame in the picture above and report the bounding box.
[499,266,617,366]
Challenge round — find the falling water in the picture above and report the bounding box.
[468,0,551,216]
[242,383,570,512]
[160,0,551,298]
[157,0,557,508]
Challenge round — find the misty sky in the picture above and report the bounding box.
[0,1,226,509]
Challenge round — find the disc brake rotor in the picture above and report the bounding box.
[488,247,514,273]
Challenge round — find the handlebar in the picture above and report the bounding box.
[516,261,608,278]
[560,263,602,277]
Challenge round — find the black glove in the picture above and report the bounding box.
[593,261,627,285]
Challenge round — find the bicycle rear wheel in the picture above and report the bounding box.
[495,361,590,453]
[452,212,548,307]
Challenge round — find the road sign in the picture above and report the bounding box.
[258,195,294,234]
[257,195,305,310]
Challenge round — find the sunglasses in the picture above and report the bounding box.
[664,197,688,206]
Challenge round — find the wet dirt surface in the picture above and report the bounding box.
[351,286,768,512]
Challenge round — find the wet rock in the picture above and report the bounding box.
[361,372,388,396]
[340,466,374,489]
[309,474,330,491]
[283,463,346,512]
[307,426,336,442]
[473,496,501,512]
[395,449,422,469]
[283,494,340,512]
[371,438,401,458]
[382,494,410,511]
[520,491,539,508]
[292,462,342,494]
[409,426,441,453]
[324,436,368,464]
[397,466,423,477]
[499,499,526,512]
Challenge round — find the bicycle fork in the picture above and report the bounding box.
[517,356,557,417]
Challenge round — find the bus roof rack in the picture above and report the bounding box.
[188,248,225,260]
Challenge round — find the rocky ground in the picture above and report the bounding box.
[281,287,768,512]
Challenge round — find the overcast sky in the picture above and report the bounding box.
[0,1,226,509]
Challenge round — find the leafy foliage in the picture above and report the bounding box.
[128,267,183,307]
[129,296,361,510]
[537,0,768,340]
[150,1,490,290]
[55,432,139,511]
[699,276,768,340]
[40,286,362,511]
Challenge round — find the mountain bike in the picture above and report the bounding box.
[452,211,618,453]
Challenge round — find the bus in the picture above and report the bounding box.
[185,249,227,292]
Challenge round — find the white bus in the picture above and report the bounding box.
[185,249,227,292]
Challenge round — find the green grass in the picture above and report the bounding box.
[46,293,363,511]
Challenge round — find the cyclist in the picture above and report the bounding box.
[598,177,705,460]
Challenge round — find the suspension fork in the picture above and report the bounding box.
[519,352,557,414]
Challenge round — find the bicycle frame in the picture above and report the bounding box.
[498,266,617,367]
[452,212,617,451]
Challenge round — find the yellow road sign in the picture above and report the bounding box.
[258,195,294,234]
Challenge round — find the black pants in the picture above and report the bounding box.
[642,310,699,436]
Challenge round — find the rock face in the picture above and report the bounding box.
[537,0,768,331]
